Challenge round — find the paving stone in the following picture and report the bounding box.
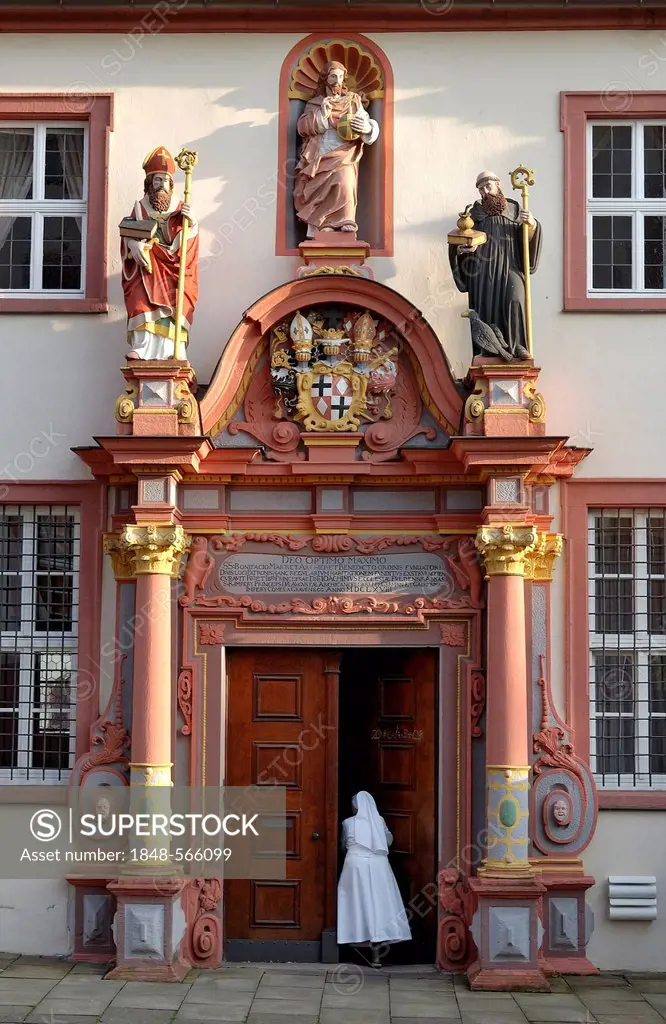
[176,1003,249,1022]
[69,962,111,975]
[31,995,118,1017]
[567,977,630,990]
[513,1010,594,1024]
[0,981,59,1006]
[192,976,260,993]
[250,994,323,1014]
[0,1009,31,1023]
[459,1012,529,1024]
[256,974,325,989]
[576,995,645,1011]
[319,1012,390,1024]
[390,979,455,990]
[456,991,517,1004]
[0,965,72,980]
[392,1019,464,1024]
[109,980,188,1010]
[390,1008,460,1021]
[204,968,264,979]
[645,995,666,1011]
[630,982,666,994]
[103,1009,181,1024]
[247,1015,318,1024]
[183,985,253,1007]
[257,986,324,1004]
[27,1017,99,1024]
[593,1015,665,1024]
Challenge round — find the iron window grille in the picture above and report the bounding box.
[587,120,666,296]
[589,508,666,789]
[0,505,80,782]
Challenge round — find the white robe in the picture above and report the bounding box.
[337,793,412,946]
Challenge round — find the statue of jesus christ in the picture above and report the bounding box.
[294,60,380,237]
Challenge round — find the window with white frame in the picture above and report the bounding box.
[588,121,666,295]
[589,509,666,789]
[0,506,80,781]
[0,124,87,296]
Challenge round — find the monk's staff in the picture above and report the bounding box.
[510,165,535,358]
[174,148,198,361]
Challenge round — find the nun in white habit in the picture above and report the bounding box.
[337,791,411,965]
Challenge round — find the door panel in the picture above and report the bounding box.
[225,649,334,957]
[339,649,437,962]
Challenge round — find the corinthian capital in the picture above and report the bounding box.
[114,525,190,577]
[524,531,563,582]
[475,524,538,578]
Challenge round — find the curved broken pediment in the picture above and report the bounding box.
[200,276,464,464]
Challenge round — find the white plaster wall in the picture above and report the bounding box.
[0,880,70,956]
[585,812,666,971]
[0,30,665,478]
[1,27,666,962]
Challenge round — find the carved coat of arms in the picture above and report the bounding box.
[270,309,398,432]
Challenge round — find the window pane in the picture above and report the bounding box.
[594,578,633,633]
[0,653,19,709]
[592,216,633,290]
[592,124,632,198]
[42,216,82,291]
[596,717,635,775]
[644,124,666,198]
[0,216,32,290]
[36,515,75,572]
[35,574,73,632]
[650,656,666,714]
[593,513,633,574]
[648,516,666,575]
[44,129,84,200]
[0,578,21,631]
[0,516,22,572]
[594,652,634,713]
[0,128,33,200]
[649,579,666,633]
[32,653,72,771]
[644,215,666,290]
[649,717,666,775]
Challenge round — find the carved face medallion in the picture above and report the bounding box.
[552,797,570,827]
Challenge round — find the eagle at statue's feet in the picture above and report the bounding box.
[461,309,529,362]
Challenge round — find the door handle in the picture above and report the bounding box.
[311,831,320,840]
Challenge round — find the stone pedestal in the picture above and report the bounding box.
[297,231,373,279]
[106,878,189,981]
[115,360,199,436]
[463,357,545,437]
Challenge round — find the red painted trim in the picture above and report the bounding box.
[0,93,113,314]
[0,481,105,762]
[561,91,666,313]
[599,791,666,809]
[4,7,666,33]
[562,478,666,808]
[275,33,394,258]
[199,275,463,439]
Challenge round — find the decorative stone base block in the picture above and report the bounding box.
[466,875,549,992]
[106,876,188,982]
[297,231,373,278]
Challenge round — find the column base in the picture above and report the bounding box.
[106,876,188,982]
[466,874,550,992]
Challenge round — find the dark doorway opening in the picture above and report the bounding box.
[337,648,438,965]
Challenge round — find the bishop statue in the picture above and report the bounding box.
[120,146,199,360]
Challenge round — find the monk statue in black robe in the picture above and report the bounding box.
[449,170,542,361]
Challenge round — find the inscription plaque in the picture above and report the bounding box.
[218,553,450,596]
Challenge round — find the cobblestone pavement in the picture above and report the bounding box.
[0,955,665,1024]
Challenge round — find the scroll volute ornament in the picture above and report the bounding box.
[118,524,191,576]
[475,524,538,578]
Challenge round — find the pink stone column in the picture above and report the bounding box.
[131,570,173,783]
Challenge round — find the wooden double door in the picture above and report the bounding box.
[225,647,437,962]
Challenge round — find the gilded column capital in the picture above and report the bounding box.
[524,531,563,582]
[103,533,135,580]
[116,524,191,577]
[475,524,538,578]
